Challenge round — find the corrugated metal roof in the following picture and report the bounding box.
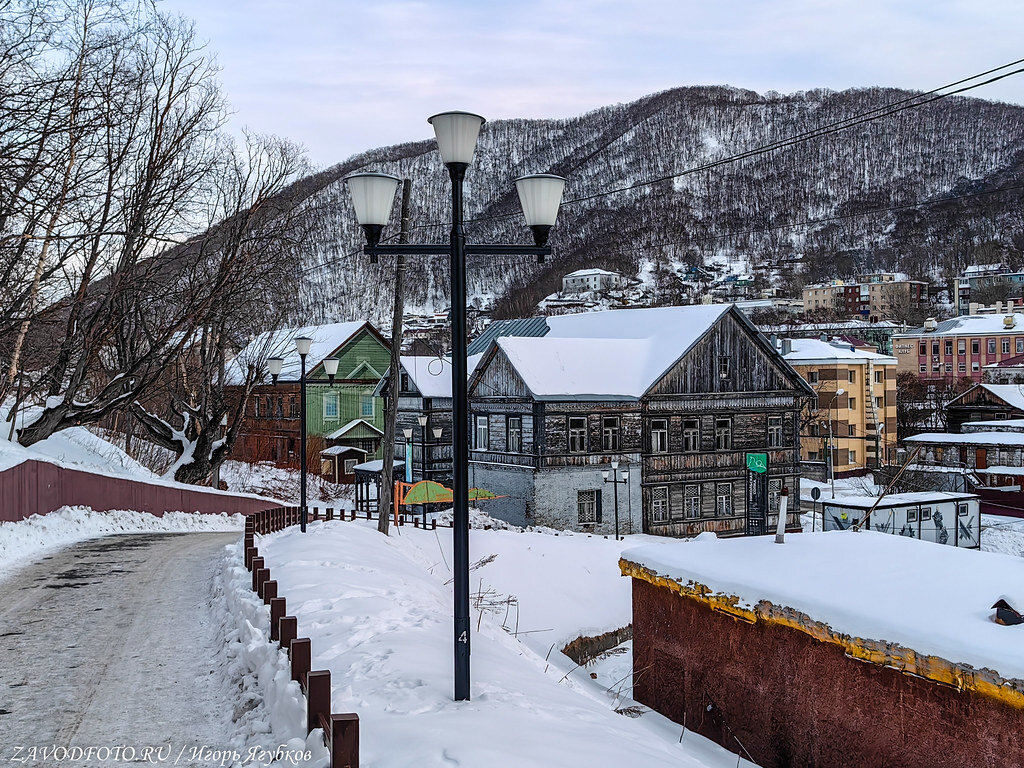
[466,317,550,356]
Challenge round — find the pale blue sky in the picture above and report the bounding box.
[160,0,1024,167]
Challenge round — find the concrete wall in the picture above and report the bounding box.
[467,463,535,527]
[0,459,276,523]
[631,577,1023,768]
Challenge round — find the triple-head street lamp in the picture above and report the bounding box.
[344,111,566,702]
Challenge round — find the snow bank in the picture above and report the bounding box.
[623,531,1024,681]
[243,520,750,768]
[0,507,244,582]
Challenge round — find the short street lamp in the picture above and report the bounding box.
[602,460,629,541]
[294,336,313,533]
[417,414,429,482]
[344,111,566,702]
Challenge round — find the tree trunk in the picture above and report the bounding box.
[378,179,411,535]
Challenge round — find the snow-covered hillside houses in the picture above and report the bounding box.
[561,268,627,294]
[466,305,813,537]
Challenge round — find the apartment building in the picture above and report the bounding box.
[802,273,927,322]
[892,314,1024,383]
[782,337,898,473]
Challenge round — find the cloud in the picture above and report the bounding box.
[161,0,1024,166]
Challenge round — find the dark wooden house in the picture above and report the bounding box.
[945,383,1024,432]
[467,306,813,536]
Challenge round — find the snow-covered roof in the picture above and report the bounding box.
[326,419,383,440]
[984,352,1024,369]
[622,531,1024,681]
[967,419,1024,428]
[905,430,1024,446]
[782,338,897,366]
[951,383,1024,412]
[353,459,404,473]
[761,320,902,332]
[401,356,452,398]
[490,305,732,400]
[895,314,1024,338]
[320,445,367,456]
[564,268,620,278]
[225,321,371,385]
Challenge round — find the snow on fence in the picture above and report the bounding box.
[244,510,360,768]
[0,459,275,522]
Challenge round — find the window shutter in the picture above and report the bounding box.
[596,490,603,523]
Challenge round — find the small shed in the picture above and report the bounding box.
[319,445,366,484]
[814,492,980,548]
[620,532,1024,768]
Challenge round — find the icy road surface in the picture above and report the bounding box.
[0,533,241,765]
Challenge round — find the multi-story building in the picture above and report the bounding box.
[802,273,927,322]
[227,321,390,475]
[954,264,1024,314]
[467,305,812,538]
[781,338,898,473]
[892,314,1024,383]
[561,268,626,293]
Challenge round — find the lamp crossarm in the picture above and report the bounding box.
[364,243,552,258]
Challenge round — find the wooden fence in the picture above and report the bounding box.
[0,459,275,523]
[244,511,360,768]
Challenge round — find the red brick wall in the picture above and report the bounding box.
[0,459,276,523]
[631,577,1023,768]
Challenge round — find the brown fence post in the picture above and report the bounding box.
[306,670,331,735]
[331,713,359,768]
[255,568,270,599]
[263,580,278,605]
[251,558,265,592]
[245,546,258,571]
[290,637,311,683]
[279,616,297,651]
[432,520,437,530]
[270,598,286,642]
[326,507,334,521]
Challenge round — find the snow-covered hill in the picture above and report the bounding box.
[285,86,1024,324]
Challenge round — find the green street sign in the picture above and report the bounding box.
[746,452,768,474]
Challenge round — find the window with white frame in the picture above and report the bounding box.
[684,485,700,518]
[577,489,599,525]
[568,417,587,453]
[651,419,668,453]
[651,486,669,523]
[1003,339,1011,354]
[360,394,374,418]
[602,416,620,451]
[767,416,783,448]
[716,483,732,516]
[714,418,731,450]
[908,508,918,523]
[507,416,522,453]
[1018,338,1024,354]
[920,507,932,521]
[475,415,489,449]
[958,340,966,354]
[875,370,883,383]
[323,392,339,420]
[343,458,358,474]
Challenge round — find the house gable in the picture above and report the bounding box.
[311,326,390,383]
[648,308,809,397]
[470,346,533,400]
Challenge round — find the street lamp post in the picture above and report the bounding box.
[294,336,313,533]
[602,460,629,541]
[418,414,429,482]
[344,111,566,702]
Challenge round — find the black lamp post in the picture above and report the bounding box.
[344,111,566,702]
[417,414,428,482]
[602,460,629,541]
[294,336,313,533]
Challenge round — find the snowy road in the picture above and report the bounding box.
[0,533,242,766]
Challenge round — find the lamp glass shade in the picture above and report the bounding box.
[403,428,414,440]
[427,111,485,165]
[294,336,313,357]
[267,357,284,377]
[515,174,566,227]
[611,460,619,471]
[323,357,340,377]
[622,471,629,481]
[418,414,428,427]
[602,471,609,481]
[433,427,443,439]
[344,172,400,226]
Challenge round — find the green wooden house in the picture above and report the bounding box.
[228,320,392,477]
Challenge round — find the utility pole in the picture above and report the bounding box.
[378,179,412,535]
